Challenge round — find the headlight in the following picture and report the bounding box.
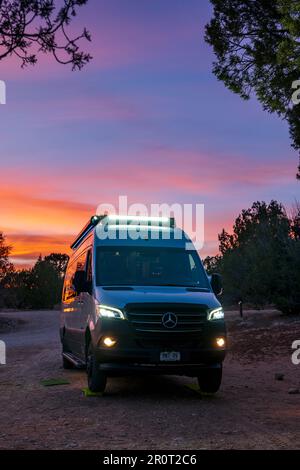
[96,304,125,319]
[208,307,224,321]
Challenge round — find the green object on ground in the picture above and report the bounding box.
[41,378,70,387]
[82,387,103,397]
[185,383,202,394]
[185,383,211,396]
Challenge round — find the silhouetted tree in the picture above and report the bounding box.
[0,0,91,69]
[1,251,69,309]
[27,255,62,308]
[205,0,300,178]
[216,200,300,313]
[203,255,221,274]
[291,201,300,239]
[44,252,69,278]
[2,268,31,308]
[0,232,14,281]
[0,232,14,307]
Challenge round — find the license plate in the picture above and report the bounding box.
[160,351,181,362]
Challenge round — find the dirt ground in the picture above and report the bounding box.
[0,308,299,450]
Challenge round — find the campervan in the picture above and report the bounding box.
[60,215,226,393]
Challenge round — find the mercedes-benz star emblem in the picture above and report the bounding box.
[162,312,178,329]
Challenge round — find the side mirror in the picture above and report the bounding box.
[73,270,86,294]
[210,273,223,296]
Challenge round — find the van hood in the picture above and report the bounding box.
[95,286,220,311]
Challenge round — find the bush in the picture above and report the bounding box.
[204,201,300,314]
[1,253,69,310]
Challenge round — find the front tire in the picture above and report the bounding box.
[87,344,107,393]
[197,365,222,394]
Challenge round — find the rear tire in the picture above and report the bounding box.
[86,344,107,393]
[197,365,222,394]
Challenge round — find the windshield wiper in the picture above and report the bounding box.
[156,284,210,291]
[155,283,199,287]
[186,287,210,292]
[102,286,133,290]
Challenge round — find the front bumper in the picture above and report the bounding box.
[91,317,226,376]
[96,361,222,377]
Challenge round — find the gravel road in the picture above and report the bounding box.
[0,309,299,450]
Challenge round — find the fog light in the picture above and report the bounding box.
[102,337,117,348]
[216,337,225,348]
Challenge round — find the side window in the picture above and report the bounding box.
[189,253,198,284]
[63,262,76,302]
[75,252,86,274]
[63,251,87,302]
[189,254,196,270]
[86,250,93,294]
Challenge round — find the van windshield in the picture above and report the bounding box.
[96,246,210,288]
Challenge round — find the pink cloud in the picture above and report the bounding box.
[2,146,295,207]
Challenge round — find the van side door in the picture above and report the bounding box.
[64,251,87,356]
[61,260,78,353]
[78,248,94,360]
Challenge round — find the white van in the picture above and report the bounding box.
[60,215,226,393]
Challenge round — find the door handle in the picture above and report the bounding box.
[77,300,83,305]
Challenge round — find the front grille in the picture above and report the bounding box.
[136,335,200,349]
[125,303,207,334]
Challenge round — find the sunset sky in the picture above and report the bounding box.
[0,0,299,268]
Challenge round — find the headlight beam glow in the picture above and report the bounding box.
[208,307,224,321]
[96,304,125,319]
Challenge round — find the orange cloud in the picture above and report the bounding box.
[0,187,94,235]
[7,233,73,270]
[0,186,95,268]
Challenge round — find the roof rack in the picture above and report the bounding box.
[70,214,176,250]
[105,215,176,228]
[70,215,104,250]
